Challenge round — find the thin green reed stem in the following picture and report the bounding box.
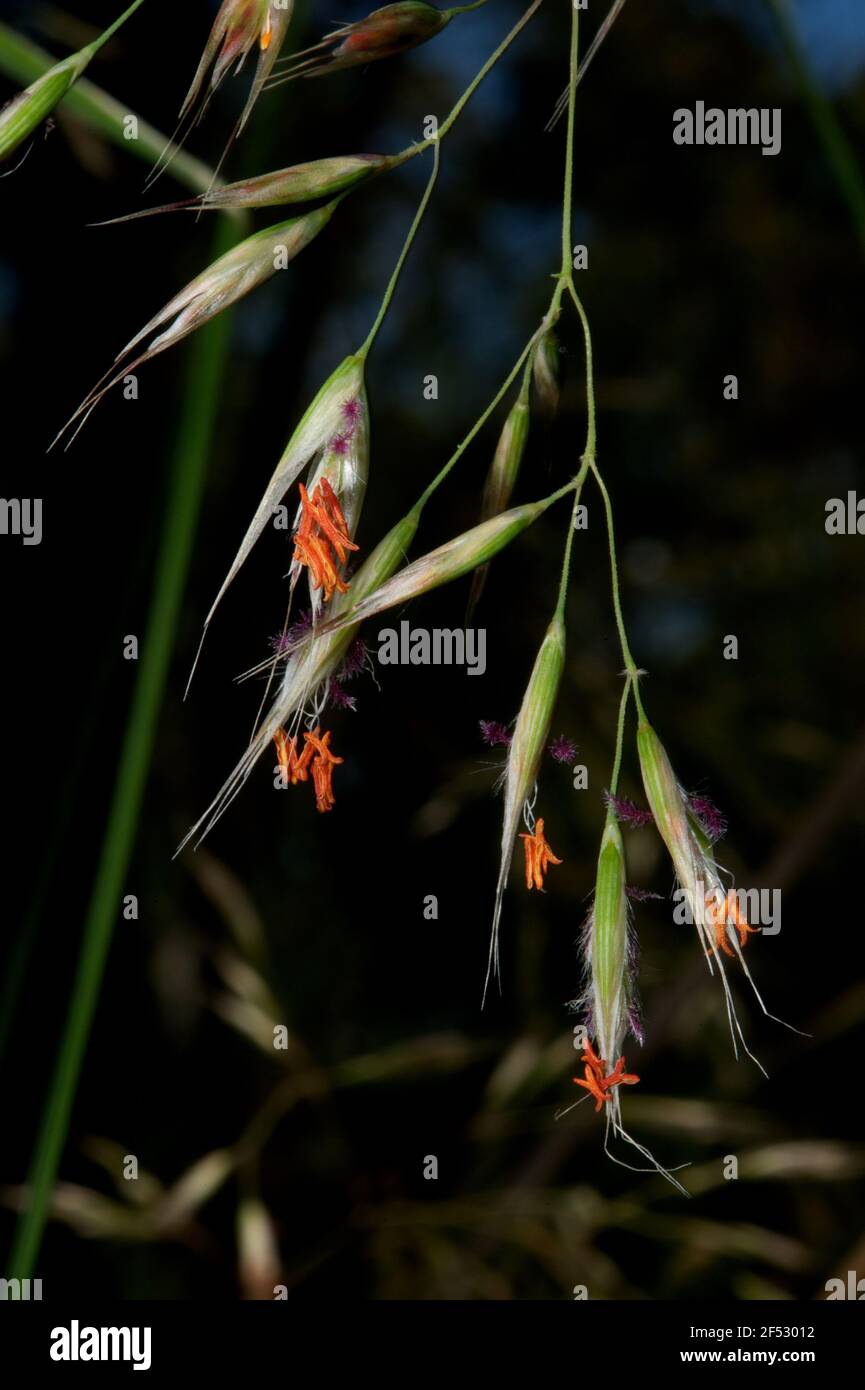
[395,0,544,161]
[567,283,597,459]
[83,0,147,52]
[359,0,543,362]
[589,458,646,721]
[7,218,239,1281]
[560,4,579,278]
[555,286,596,615]
[764,0,865,256]
[555,22,642,721]
[554,459,589,618]
[415,330,542,512]
[436,0,543,141]
[608,675,633,797]
[0,22,216,193]
[358,140,441,359]
[554,8,599,623]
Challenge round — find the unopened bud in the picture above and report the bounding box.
[532,329,561,420]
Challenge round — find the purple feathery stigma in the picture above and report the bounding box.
[341,397,362,433]
[329,680,357,712]
[605,791,655,828]
[270,608,313,654]
[548,734,577,764]
[625,885,664,903]
[479,719,512,747]
[329,432,350,456]
[688,793,727,843]
[338,636,368,681]
[627,1006,645,1047]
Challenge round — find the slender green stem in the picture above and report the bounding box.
[393,0,544,164]
[590,458,646,721]
[553,458,590,619]
[358,140,440,359]
[440,0,543,140]
[552,7,602,627]
[560,5,580,277]
[608,674,633,797]
[566,281,597,459]
[83,0,147,56]
[0,22,217,193]
[551,12,642,726]
[7,218,240,1280]
[358,0,544,363]
[415,325,543,512]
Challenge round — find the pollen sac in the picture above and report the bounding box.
[520,817,562,890]
[299,386,370,577]
[292,478,360,603]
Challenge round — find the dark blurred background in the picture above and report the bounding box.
[1,0,864,1299]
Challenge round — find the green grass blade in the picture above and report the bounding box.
[6,216,239,1280]
[0,21,216,193]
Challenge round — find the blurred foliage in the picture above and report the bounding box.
[1,0,864,1299]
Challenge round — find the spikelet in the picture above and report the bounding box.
[485,614,565,1003]
[637,720,801,1073]
[186,354,367,691]
[267,2,453,89]
[531,327,561,419]
[177,508,421,853]
[149,0,294,187]
[467,381,530,614]
[583,816,632,1072]
[98,155,392,224]
[51,202,337,450]
[290,496,559,650]
[569,809,689,1195]
[289,388,370,616]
